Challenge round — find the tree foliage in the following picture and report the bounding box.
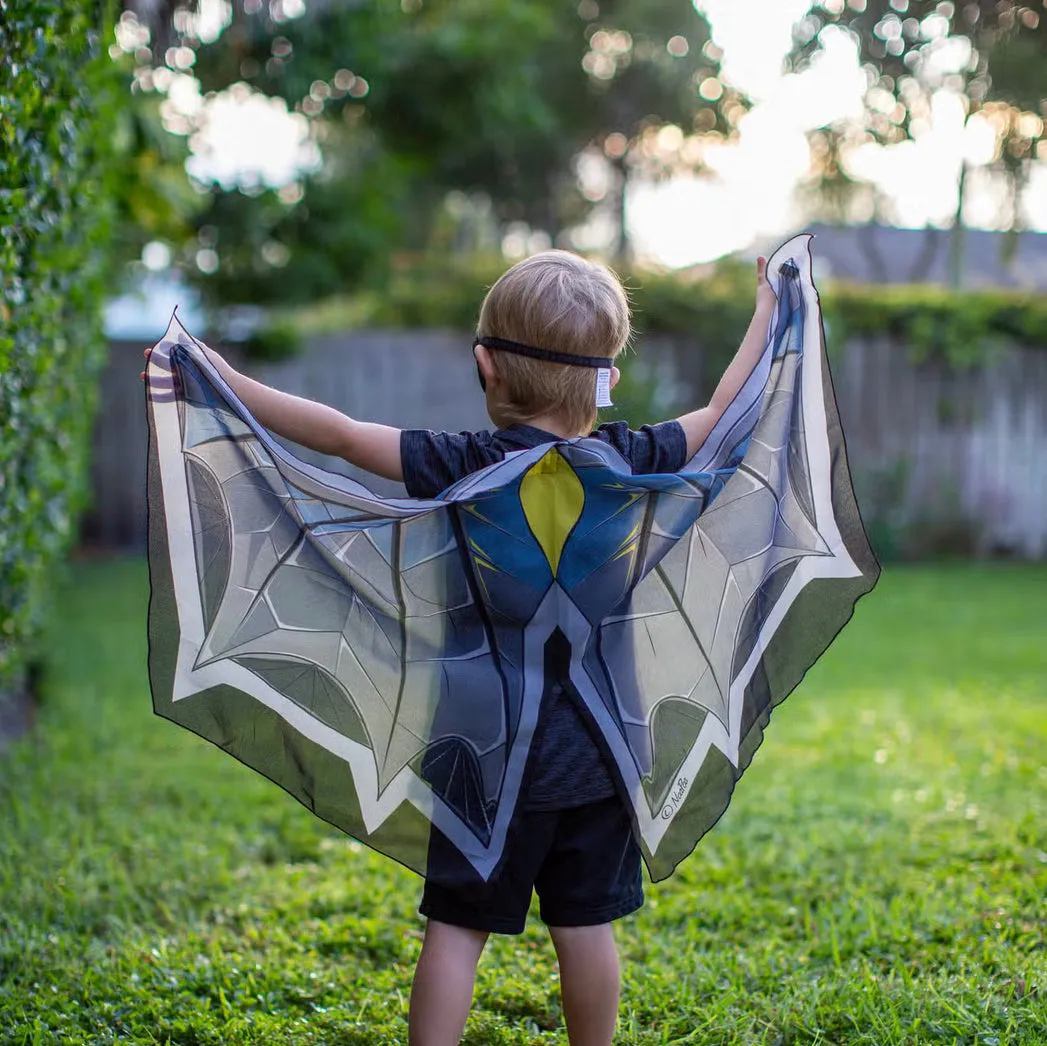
[0,2,119,694]
[109,78,206,269]
[243,248,1047,388]
[136,0,740,305]
[789,0,1047,273]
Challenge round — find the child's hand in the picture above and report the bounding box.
[756,257,776,311]
[140,346,151,382]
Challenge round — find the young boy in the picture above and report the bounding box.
[143,249,776,1046]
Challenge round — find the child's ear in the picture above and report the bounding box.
[474,344,500,389]
[610,366,621,389]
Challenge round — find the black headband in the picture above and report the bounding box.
[473,336,612,369]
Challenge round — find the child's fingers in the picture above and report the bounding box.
[756,256,767,279]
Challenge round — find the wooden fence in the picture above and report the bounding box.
[84,332,1047,559]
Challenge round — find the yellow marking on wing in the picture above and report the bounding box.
[464,504,494,526]
[468,537,494,565]
[595,486,645,521]
[519,449,585,576]
[613,543,638,566]
[609,521,642,578]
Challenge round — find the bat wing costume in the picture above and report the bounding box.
[145,235,879,884]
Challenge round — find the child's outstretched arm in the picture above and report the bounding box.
[675,257,777,459]
[142,344,403,481]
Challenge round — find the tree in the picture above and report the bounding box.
[110,81,206,272]
[124,0,742,303]
[789,0,1047,284]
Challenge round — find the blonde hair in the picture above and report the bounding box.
[477,250,631,434]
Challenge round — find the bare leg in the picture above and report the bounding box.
[408,919,489,1046]
[549,923,620,1046]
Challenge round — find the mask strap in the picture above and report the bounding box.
[473,337,614,407]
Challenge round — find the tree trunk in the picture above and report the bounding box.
[908,226,942,283]
[1000,160,1028,273]
[610,154,630,264]
[947,161,968,289]
[541,179,562,247]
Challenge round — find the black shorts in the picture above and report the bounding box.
[419,796,644,935]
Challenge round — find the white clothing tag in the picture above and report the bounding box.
[595,367,613,408]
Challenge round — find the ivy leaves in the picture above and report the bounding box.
[0,3,119,691]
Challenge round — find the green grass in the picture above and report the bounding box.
[1,560,1045,1045]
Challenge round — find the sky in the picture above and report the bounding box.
[141,0,1047,271]
[630,0,1047,266]
[631,0,868,265]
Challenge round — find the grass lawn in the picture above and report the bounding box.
[1,559,1045,1045]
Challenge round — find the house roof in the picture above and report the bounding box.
[772,223,1047,290]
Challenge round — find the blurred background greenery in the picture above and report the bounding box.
[107,0,1047,312]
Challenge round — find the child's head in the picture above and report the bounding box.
[475,250,630,434]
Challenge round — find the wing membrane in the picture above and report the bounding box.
[146,234,878,886]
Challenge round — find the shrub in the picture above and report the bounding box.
[0,4,118,695]
[243,252,1047,376]
[822,281,1047,367]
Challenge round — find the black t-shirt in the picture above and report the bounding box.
[400,419,688,809]
[401,420,687,503]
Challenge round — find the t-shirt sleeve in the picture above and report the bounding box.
[400,429,499,498]
[593,420,688,475]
